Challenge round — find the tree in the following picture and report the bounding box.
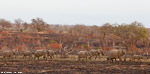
[99,23,114,49]
[22,22,30,31]
[14,19,24,31]
[0,19,11,31]
[114,22,148,52]
[31,18,49,32]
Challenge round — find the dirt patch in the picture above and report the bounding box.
[0,60,150,74]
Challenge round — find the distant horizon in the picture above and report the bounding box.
[0,17,150,28]
[0,0,150,28]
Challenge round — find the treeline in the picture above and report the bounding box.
[0,18,149,54]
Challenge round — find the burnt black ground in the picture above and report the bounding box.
[0,60,150,74]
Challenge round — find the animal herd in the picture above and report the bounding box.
[0,49,149,62]
[1,49,56,60]
[78,49,104,61]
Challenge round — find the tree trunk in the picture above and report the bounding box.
[113,39,115,50]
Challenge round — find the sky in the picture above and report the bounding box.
[0,0,150,28]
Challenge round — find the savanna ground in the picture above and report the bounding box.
[0,55,150,74]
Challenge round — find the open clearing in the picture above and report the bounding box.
[0,59,150,74]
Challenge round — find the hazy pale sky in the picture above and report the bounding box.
[0,0,150,27]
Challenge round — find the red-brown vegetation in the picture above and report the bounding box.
[0,18,149,56]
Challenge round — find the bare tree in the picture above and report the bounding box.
[0,19,11,31]
[31,17,49,32]
[22,22,29,31]
[14,19,24,31]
